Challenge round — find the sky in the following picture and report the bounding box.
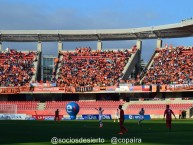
[0,0,193,62]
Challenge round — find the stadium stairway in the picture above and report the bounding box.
[122,49,140,80]
[140,50,159,83]
[140,49,157,82]
[31,52,40,82]
[37,103,46,110]
[31,62,37,82]
[56,54,62,79]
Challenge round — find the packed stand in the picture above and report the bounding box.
[57,47,137,89]
[142,46,193,85]
[0,49,39,87]
[119,74,141,85]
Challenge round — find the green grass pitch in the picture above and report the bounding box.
[0,119,193,145]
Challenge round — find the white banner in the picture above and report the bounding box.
[0,114,26,120]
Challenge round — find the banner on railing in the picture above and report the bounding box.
[106,86,117,91]
[32,115,63,120]
[30,83,56,87]
[0,114,26,120]
[1,84,193,94]
[160,84,193,92]
[34,87,60,91]
[82,114,112,120]
[124,115,151,120]
[75,86,93,92]
[0,87,20,94]
[115,85,150,92]
[61,117,85,120]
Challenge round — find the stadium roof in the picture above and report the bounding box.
[1,19,193,42]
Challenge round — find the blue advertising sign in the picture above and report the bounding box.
[61,117,72,120]
[44,117,54,120]
[82,114,112,120]
[124,115,151,120]
[76,117,85,120]
[26,117,36,120]
[0,114,26,120]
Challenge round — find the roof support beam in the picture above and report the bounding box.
[156,38,162,48]
[37,41,42,52]
[97,40,102,51]
[0,20,193,41]
[58,41,63,52]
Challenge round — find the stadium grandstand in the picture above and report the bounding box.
[1,19,193,120]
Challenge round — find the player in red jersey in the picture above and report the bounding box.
[54,109,60,121]
[163,105,176,132]
[118,105,128,134]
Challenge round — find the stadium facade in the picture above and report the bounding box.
[0,20,193,119]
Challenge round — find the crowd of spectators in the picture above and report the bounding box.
[118,74,141,86]
[0,49,38,87]
[56,46,137,88]
[142,46,193,85]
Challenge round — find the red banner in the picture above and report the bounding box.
[163,84,193,92]
[32,115,63,120]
